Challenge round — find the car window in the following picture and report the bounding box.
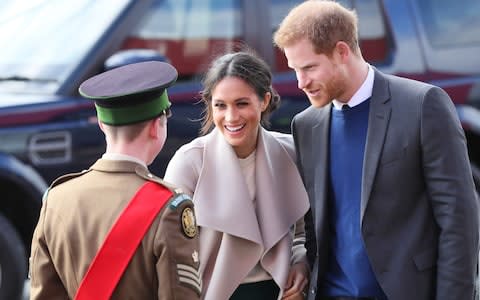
[0,0,131,93]
[416,0,480,48]
[409,0,480,74]
[126,0,391,79]
[123,0,242,79]
[355,0,390,62]
[270,0,305,72]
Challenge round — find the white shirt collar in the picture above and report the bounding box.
[332,64,374,110]
[102,153,147,168]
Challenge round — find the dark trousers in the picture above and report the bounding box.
[230,279,280,300]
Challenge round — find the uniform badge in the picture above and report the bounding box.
[192,250,199,263]
[181,207,197,238]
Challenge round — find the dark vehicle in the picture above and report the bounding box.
[1,0,479,299]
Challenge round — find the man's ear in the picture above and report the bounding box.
[149,117,166,138]
[334,41,350,62]
[148,118,159,138]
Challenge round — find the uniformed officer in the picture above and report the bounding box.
[29,61,201,300]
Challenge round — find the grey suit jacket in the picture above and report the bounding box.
[292,69,479,300]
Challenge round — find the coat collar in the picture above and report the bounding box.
[91,159,143,173]
[193,128,309,248]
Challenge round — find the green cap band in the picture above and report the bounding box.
[95,91,171,126]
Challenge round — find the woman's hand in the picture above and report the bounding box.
[282,262,309,299]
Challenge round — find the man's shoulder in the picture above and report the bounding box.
[265,129,292,142]
[174,135,207,157]
[43,169,92,201]
[134,165,185,195]
[50,169,91,188]
[146,172,198,239]
[380,70,437,96]
[294,105,325,125]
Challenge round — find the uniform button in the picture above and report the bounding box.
[147,173,153,178]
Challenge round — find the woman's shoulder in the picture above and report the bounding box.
[262,129,296,156]
[175,135,208,155]
[165,136,209,192]
[264,129,291,140]
[264,130,294,146]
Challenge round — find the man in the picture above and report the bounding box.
[29,61,201,300]
[274,1,479,299]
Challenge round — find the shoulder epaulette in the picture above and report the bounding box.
[50,169,91,188]
[134,165,183,194]
[134,166,191,209]
[43,169,91,202]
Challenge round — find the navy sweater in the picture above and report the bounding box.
[322,100,386,299]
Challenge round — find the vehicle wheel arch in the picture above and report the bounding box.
[0,153,46,255]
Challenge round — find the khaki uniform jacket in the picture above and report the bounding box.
[165,128,310,300]
[29,159,201,300]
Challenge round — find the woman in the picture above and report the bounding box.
[165,51,309,300]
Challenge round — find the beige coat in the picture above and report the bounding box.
[29,159,201,300]
[165,128,310,300]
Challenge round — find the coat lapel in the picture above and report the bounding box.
[193,128,309,245]
[193,129,262,244]
[361,70,391,221]
[255,129,310,290]
[255,129,310,250]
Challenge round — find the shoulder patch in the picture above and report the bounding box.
[169,193,192,210]
[181,206,197,238]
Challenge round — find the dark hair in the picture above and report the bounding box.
[199,51,281,135]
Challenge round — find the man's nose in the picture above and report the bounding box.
[297,72,310,90]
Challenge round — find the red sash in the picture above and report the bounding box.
[74,182,172,300]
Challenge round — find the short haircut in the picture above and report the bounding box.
[274,0,360,56]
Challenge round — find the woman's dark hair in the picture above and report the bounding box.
[199,51,281,135]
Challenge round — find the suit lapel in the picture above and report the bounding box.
[312,105,331,227]
[361,70,391,221]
